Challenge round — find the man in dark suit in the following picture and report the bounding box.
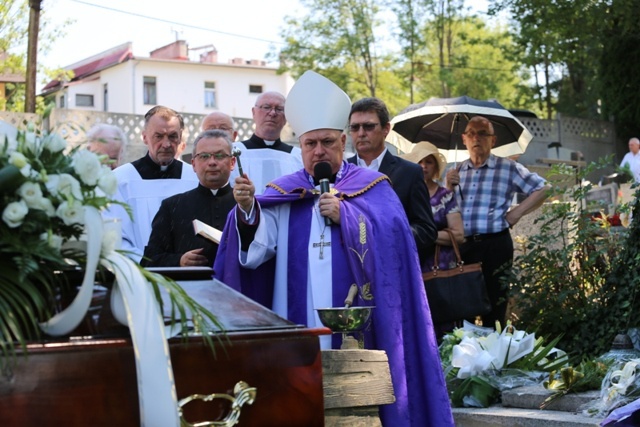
[347,97,437,261]
[142,129,237,267]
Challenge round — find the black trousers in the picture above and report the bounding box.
[459,230,513,328]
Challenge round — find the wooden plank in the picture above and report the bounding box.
[325,407,383,427]
[322,350,395,410]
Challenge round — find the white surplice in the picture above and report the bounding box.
[107,163,198,262]
[230,142,303,194]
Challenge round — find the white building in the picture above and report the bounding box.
[40,40,294,119]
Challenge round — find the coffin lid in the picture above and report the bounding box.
[148,267,298,332]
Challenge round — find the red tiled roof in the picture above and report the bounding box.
[42,45,133,92]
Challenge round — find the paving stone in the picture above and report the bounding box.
[502,385,601,412]
[452,406,602,427]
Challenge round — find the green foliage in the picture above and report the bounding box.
[272,0,536,113]
[0,0,71,112]
[598,1,640,139]
[274,0,382,97]
[507,159,638,358]
[489,0,605,119]
[415,17,531,108]
[541,359,612,409]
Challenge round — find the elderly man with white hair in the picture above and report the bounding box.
[621,137,640,183]
[86,123,126,170]
[214,71,453,427]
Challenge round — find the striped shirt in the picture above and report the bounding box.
[455,155,546,236]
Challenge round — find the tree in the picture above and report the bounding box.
[598,0,640,140]
[275,0,382,97]
[489,0,605,119]
[410,16,532,110]
[389,0,431,104]
[0,0,69,113]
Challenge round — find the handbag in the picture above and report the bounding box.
[422,229,491,323]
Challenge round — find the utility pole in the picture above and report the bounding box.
[25,0,42,113]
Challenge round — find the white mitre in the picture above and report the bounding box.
[285,70,352,137]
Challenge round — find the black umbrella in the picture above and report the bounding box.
[389,96,533,163]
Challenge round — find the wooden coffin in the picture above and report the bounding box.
[0,269,330,427]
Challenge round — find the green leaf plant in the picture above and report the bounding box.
[506,156,638,359]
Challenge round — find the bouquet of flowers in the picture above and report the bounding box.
[0,125,221,370]
[583,358,640,418]
[439,321,568,407]
[0,125,120,350]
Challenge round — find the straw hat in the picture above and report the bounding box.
[285,70,351,137]
[401,141,447,178]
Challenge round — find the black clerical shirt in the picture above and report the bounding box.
[131,154,185,179]
[241,134,296,153]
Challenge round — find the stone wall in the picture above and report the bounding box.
[517,115,617,183]
[0,108,296,164]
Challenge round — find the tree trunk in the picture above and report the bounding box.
[25,0,42,114]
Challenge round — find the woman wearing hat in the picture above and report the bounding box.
[402,141,465,338]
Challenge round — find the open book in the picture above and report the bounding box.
[192,219,222,244]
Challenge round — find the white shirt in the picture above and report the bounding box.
[621,151,640,183]
[356,148,387,171]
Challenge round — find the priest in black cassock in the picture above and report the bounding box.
[141,129,237,267]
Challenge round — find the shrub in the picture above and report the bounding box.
[506,159,637,358]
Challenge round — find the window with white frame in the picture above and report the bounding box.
[249,84,263,94]
[204,81,216,109]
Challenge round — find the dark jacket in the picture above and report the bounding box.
[348,150,437,261]
[142,184,236,267]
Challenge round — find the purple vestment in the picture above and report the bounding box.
[214,162,454,426]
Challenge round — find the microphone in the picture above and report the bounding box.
[314,162,333,226]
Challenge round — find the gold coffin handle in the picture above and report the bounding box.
[178,381,257,427]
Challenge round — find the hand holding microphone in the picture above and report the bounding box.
[314,162,334,226]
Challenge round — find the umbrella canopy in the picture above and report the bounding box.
[389,96,534,163]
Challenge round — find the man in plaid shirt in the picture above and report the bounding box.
[446,116,550,327]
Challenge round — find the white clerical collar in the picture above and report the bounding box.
[209,181,230,196]
[357,148,387,171]
[264,140,276,146]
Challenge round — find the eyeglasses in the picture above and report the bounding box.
[463,130,495,138]
[205,126,233,132]
[194,152,232,161]
[349,123,380,133]
[256,105,285,114]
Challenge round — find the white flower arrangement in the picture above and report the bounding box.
[0,125,221,369]
[440,321,568,407]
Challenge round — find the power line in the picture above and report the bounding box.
[69,0,285,46]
